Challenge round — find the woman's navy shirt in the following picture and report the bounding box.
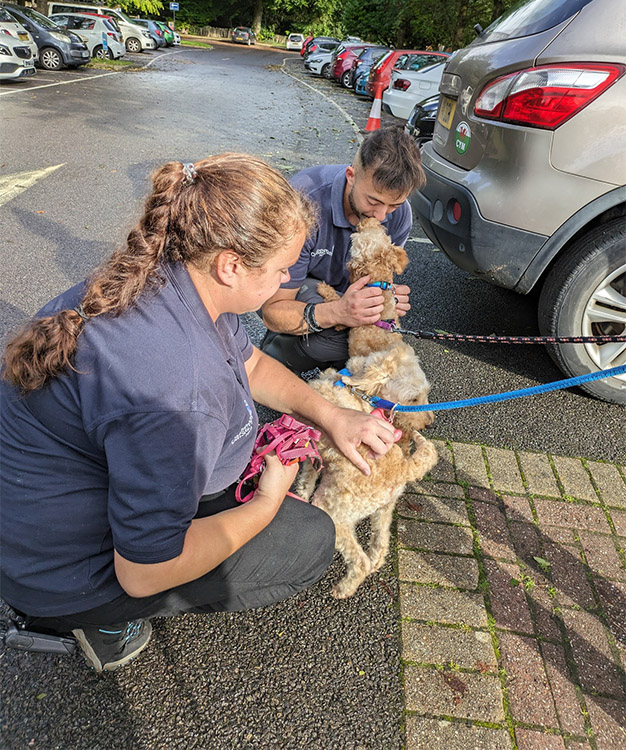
[0,263,257,616]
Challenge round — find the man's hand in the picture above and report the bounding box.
[393,283,411,317]
[332,275,385,327]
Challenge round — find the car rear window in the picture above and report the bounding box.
[478,0,594,43]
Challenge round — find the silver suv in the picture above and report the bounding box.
[412,0,626,404]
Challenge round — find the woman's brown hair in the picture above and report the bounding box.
[3,153,316,392]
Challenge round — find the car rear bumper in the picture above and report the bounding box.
[411,149,547,290]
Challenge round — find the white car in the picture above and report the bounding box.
[0,4,36,60]
[0,31,35,79]
[172,30,180,45]
[286,32,304,51]
[304,48,335,78]
[382,62,447,120]
[49,13,125,59]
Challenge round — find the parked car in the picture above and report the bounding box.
[0,4,36,60]
[300,34,313,56]
[0,28,35,79]
[413,0,626,404]
[304,45,338,77]
[230,26,256,45]
[153,19,174,46]
[131,18,165,48]
[366,49,449,97]
[46,3,156,52]
[405,94,439,147]
[348,45,388,90]
[302,35,339,59]
[382,61,447,119]
[286,32,304,51]
[331,43,375,87]
[49,13,124,58]
[172,30,180,45]
[2,3,89,69]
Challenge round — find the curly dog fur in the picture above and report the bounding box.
[317,217,409,357]
[297,343,438,598]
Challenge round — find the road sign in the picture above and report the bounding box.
[169,2,179,9]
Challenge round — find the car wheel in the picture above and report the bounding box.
[321,63,331,79]
[538,219,626,404]
[126,37,141,53]
[341,70,352,88]
[93,45,110,60]
[40,47,63,71]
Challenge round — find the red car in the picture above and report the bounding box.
[331,43,375,88]
[365,49,449,97]
[300,35,313,56]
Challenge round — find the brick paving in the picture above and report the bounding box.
[398,440,626,750]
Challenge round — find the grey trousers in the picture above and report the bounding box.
[25,486,335,631]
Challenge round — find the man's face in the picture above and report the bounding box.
[344,165,409,223]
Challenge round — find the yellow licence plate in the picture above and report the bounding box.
[437,96,457,130]
[18,32,28,40]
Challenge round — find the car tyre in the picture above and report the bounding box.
[538,218,626,404]
[340,70,352,88]
[40,47,63,71]
[321,63,331,79]
[93,45,112,60]
[126,37,142,53]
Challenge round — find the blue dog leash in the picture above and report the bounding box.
[335,364,626,413]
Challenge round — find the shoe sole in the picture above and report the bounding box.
[72,621,152,672]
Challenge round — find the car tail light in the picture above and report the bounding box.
[474,64,625,129]
[393,78,411,91]
[107,31,115,37]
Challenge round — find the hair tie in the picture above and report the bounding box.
[74,304,89,323]
[181,162,197,186]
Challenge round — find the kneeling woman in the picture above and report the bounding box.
[0,154,397,672]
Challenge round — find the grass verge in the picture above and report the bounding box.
[86,58,135,71]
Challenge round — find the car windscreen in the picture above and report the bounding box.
[13,5,60,28]
[404,54,448,71]
[372,50,393,71]
[133,19,149,27]
[0,7,18,22]
[477,0,594,43]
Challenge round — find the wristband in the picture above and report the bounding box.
[303,302,323,333]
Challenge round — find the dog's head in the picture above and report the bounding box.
[348,218,409,281]
[346,342,434,432]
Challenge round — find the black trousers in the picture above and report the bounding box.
[259,278,349,374]
[26,485,335,632]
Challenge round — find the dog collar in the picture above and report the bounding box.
[366,281,395,291]
[374,319,397,331]
[334,368,397,411]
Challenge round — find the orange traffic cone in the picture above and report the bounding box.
[365,82,383,131]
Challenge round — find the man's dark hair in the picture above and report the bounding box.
[355,124,425,195]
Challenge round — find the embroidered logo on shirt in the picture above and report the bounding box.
[231,399,254,444]
[310,247,333,258]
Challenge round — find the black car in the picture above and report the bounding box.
[230,26,256,45]
[3,2,89,70]
[404,94,440,147]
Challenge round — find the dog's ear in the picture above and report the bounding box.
[391,245,409,275]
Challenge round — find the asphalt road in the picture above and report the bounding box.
[0,40,624,750]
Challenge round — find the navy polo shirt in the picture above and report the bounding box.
[285,164,413,293]
[0,263,257,616]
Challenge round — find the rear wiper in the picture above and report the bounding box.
[473,23,484,37]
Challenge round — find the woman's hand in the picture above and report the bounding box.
[322,407,397,476]
[251,452,300,508]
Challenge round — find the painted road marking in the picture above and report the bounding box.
[0,164,65,208]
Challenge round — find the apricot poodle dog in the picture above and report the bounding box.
[317,217,409,357]
[297,343,438,598]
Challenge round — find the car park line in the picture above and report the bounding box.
[280,57,363,141]
[0,48,180,96]
[0,163,64,208]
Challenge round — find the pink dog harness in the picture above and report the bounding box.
[235,415,323,504]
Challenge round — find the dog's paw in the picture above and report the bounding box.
[331,579,359,599]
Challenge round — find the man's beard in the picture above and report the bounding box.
[348,187,363,221]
